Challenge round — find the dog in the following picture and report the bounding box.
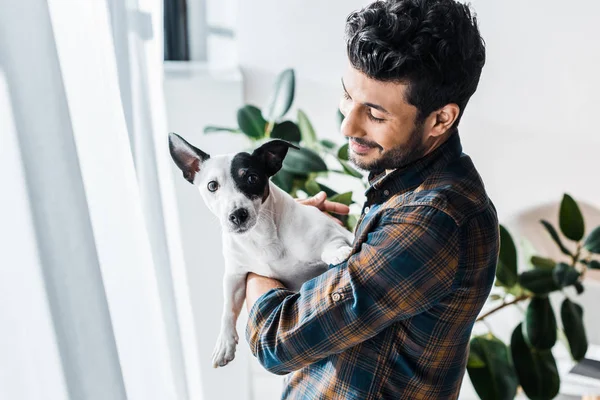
[168,133,355,368]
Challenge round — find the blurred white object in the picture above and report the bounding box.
[0,0,203,399]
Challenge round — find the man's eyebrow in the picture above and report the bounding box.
[341,78,391,115]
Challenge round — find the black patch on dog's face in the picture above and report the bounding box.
[230,153,270,202]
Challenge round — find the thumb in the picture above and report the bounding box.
[313,191,326,202]
[306,191,326,205]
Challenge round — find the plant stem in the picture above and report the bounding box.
[571,243,582,266]
[265,121,275,138]
[476,294,530,322]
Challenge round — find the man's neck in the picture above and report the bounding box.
[383,131,456,176]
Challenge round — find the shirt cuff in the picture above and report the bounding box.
[246,287,294,356]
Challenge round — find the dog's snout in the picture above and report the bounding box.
[229,208,249,226]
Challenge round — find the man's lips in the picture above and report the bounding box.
[349,138,376,155]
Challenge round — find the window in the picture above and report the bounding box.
[164,0,237,66]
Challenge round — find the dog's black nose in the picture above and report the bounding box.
[229,208,248,226]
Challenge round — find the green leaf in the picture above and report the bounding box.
[584,226,600,254]
[524,296,557,350]
[237,105,267,139]
[496,225,518,288]
[505,283,526,297]
[271,169,296,193]
[282,147,327,174]
[339,159,363,178]
[519,269,559,295]
[263,69,295,122]
[329,192,353,206]
[304,179,321,196]
[338,143,349,160]
[467,336,518,400]
[297,110,317,148]
[346,214,359,232]
[203,126,241,134]
[559,194,585,242]
[540,220,574,257]
[552,262,581,288]
[315,182,338,198]
[320,139,337,149]
[511,323,560,399]
[337,109,345,130]
[589,260,600,269]
[530,256,556,270]
[561,298,588,361]
[271,121,301,143]
[468,350,486,368]
[489,294,503,301]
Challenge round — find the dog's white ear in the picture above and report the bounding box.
[252,139,300,176]
[169,132,210,184]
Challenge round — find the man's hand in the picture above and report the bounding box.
[246,272,285,312]
[296,191,350,226]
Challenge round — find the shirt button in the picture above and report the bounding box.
[364,206,370,213]
[331,292,342,302]
[383,189,390,196]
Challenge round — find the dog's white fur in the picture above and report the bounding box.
[190,154,354,368]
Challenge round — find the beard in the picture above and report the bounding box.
[348,121,427,172]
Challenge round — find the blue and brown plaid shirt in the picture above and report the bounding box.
[246,132,499,399]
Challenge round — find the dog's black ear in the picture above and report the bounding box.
[169,132,210,184]
[252,139,300,177]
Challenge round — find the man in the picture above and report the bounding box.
[246,0,498,398]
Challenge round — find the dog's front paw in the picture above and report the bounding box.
[321,245,353,265]
[212,332,238,368]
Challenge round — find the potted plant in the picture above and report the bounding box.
[467,194,600,399]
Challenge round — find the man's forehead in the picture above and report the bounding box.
[342,64,412,111]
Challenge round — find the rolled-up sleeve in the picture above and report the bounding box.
[245,206,460,375]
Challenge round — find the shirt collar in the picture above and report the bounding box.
[364,132,463,200]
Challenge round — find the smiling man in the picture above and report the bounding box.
[245,0,499,399]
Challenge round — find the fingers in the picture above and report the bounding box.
[308,191,327,206]
[296,191,326,208]
[297,191,350,215]
[323,200,350,215]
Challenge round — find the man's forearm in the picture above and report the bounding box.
[246,272,285,312]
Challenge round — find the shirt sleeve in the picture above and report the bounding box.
[245,206,460,375]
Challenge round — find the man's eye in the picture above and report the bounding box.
[207,181,219,192]
[342,91,351,100]
[367,111,385,123]
[247,174,259,184]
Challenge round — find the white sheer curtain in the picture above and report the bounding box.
[0,0,202,399]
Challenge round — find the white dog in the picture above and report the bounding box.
[168,133,354,368]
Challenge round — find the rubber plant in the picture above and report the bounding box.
[204,68,365,231]
[467,194,600,400]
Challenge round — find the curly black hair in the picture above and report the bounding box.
[345,0,485,128]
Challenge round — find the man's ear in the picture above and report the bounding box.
[252,139,300,176]
[168,132,210,184]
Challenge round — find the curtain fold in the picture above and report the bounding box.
[0,0,203,399]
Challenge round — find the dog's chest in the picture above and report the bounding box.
[229,233,325,290]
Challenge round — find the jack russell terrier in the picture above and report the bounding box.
[168,133,354,368]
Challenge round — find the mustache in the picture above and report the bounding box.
[348,137,383,150]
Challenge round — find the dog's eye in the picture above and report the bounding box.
[247,174,259,184]
[207,181,219,192]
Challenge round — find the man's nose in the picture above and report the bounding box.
[340,106,366,139]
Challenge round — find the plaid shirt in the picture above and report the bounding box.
[246,132,499,399]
